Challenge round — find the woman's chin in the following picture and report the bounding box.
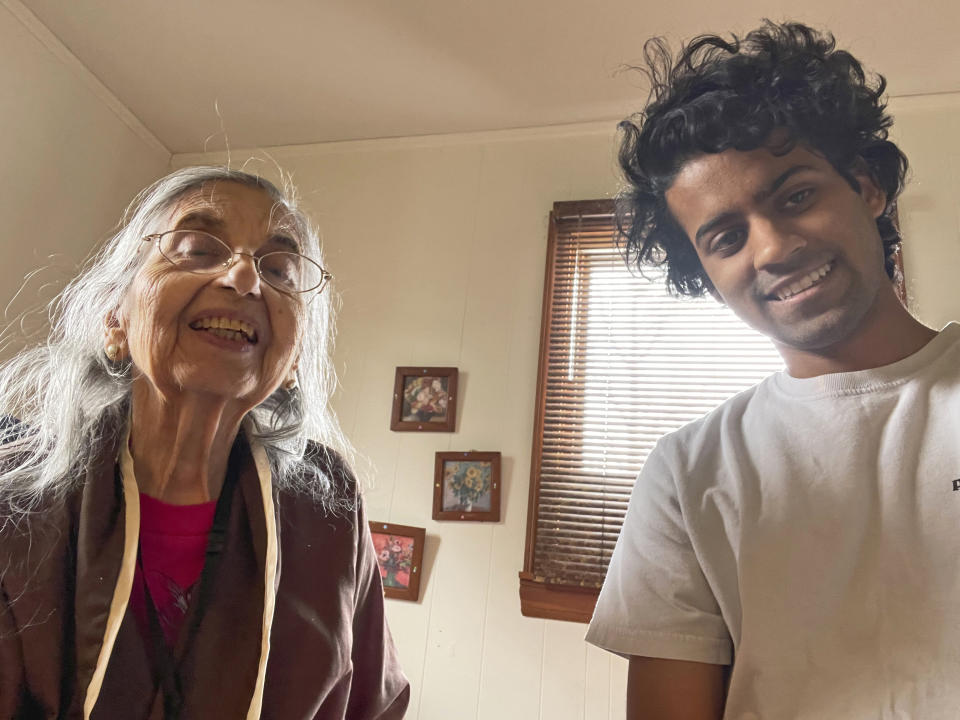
[144,372,268,408]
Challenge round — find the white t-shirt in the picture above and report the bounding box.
[586,323,960,719]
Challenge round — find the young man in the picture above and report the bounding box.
[584,22,960,718]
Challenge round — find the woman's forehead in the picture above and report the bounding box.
[166,181,297,233]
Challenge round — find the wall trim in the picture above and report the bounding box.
[170,119,619,167]
[170,90,960,169]
[888,91,960,112]
[2,0,170,157]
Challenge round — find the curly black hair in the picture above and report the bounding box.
[618,21,908,296]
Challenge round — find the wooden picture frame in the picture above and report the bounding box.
[432,451,501,522]
[368,521,426,601]
[390,367,458,432]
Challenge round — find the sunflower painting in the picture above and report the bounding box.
[433,451,501,522]
[442,460,492,512]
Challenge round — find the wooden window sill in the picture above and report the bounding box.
[518,572,599,624]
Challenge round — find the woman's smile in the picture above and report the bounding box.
[188,310,262,351]
[191,321,258,350]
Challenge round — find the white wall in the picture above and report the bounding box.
[889,94,960,327]
[0,0,170,354]
[171,95,960,719]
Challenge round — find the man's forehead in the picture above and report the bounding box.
[669,146,827,206]
[678,144,819,180]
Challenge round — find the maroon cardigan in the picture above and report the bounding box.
[0,431,410,719]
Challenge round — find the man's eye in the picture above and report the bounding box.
[710,229,746,254]
[785,188,814,207]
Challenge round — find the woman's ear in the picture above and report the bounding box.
[283,357,300,391]
[103,312,128,362]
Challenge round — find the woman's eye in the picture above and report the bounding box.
[259,254,301,288]
[162,231,226,266]
[175,245,212,259]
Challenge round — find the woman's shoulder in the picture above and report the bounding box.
[0,491,77,595]
[0,417,75,534]
[304,441,357,488]
[272,441,360,522]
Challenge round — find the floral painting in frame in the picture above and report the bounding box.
[368,522,426,601]
[433,451,501,522]
[390,367,458,432]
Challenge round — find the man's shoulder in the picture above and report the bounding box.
[657,376,776,456]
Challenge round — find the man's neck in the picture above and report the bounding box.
[128,382,246,505]
[777,293,937,378]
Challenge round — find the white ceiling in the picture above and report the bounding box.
[20,0,960,154]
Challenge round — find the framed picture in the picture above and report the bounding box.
[369,521,427,601]
[390,367,458,432]
[433,451,501,522]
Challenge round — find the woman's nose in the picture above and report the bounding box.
[219,252,262,296]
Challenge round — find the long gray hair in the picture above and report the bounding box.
[0,166,354,514]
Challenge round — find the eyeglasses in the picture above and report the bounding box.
[143,229,332,294]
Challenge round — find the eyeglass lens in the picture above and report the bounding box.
[158,230,325,293]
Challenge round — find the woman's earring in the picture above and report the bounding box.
[105,342,126,363]
[284,376,298,391]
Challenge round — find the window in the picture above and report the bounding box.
[519,199,786,623]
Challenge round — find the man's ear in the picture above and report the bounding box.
[850,158,887,220]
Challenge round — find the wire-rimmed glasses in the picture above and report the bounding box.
[142,229,332,294]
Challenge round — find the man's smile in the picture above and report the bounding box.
[768,261,834,302]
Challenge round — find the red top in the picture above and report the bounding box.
[130,492,217,647]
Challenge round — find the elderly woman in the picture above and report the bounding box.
[0,168,409,718]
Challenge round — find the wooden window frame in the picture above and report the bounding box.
[520,199,611,623]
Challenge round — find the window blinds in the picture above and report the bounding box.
[525,200,784,595]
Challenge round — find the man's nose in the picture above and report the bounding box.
[751,218,806,271]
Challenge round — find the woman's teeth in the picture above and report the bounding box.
[776,262,832,301]
[207,327,248,342]
[190,317,257,342]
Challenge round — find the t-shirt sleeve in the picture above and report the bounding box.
[584,441,732,665]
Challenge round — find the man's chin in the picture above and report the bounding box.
[768,310,870,356]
